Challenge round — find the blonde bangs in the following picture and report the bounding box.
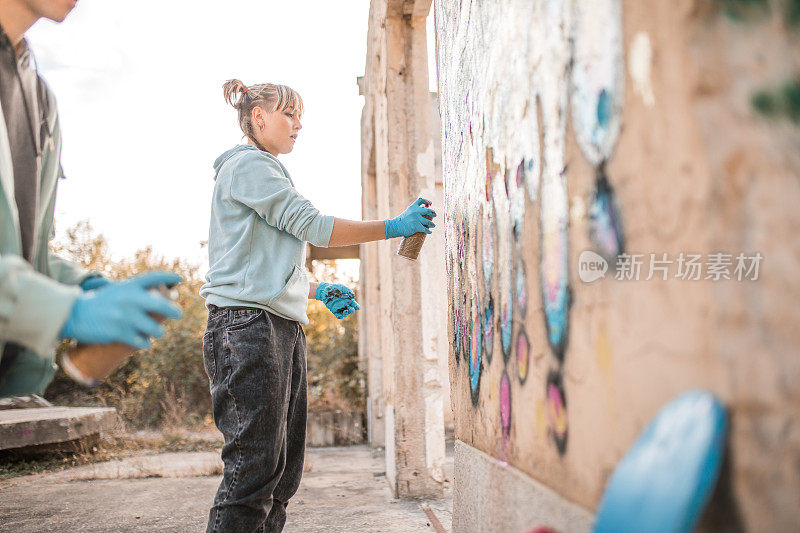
[275,85,304,117]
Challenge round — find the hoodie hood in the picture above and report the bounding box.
[213,144,260,180]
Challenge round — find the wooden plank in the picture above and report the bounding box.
[0,407,117,450]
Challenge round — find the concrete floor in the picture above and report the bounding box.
[0,445,453,532]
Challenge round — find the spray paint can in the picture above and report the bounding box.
[396,203,433,261]
[60,284,179,386]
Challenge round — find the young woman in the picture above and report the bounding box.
[200,79,436,533]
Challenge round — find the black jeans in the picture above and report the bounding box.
[203,305,307,533]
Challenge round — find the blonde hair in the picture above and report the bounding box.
[222,79,304,148]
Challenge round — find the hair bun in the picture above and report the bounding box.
[223,79,246,108]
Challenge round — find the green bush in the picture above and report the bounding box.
[45,221,362,428]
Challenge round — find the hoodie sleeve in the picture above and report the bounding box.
[229,152,334,247]
[0,253,81,357]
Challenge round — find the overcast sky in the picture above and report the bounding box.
[27,0,372,269]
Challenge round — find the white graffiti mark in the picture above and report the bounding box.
[629,31,655,108]
[571,0,624,166]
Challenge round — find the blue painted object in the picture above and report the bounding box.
[594,390,728,533]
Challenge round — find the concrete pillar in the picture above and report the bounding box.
[359,77,385,447]
[361,0,445,499]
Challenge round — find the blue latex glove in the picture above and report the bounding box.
[81,275,112,291]
[315,282,360,319]
[384,198,437,239]
[60,271,183,350]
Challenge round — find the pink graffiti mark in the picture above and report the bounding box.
[471,296,480,375]
[500,371,512,443]
[461,295,470,358]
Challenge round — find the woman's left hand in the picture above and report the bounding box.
[314,282,360,319]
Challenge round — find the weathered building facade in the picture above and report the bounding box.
[363,0,800,530]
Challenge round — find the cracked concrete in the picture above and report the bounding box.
[0,445,453,532]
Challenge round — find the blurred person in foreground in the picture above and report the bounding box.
[0,0,182,397]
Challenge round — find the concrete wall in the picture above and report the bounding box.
[435,0,800,531]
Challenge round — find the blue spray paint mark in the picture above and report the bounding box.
[483,295,494,363]
[544,294,569,358]
[589,168,625,263]
[597,88,612,129]
[469,294,482,406]
[501,290,513,363]
[540,168,571,360]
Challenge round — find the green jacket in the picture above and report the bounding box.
[0,82,91,397]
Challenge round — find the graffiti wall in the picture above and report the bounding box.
[436,0,800,527]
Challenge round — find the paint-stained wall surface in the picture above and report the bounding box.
[436,0,800,530]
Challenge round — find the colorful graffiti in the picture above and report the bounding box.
[546,370,568,455]
[570,0,623,167]
[483,295,494,363]
[500,370,512,444]
[572,0,626,262]
[515,256,527,318]
[461,292,470,367]
[539,164,570,360]
[454,300,461,364]
[440,0,628,460]
[482,203,495,290]
[470,292,482,405]
[509,162,526,241]
[589,168,626,263]
[517,329,530,384]
[482,202,496,363]
[494,168,514,363]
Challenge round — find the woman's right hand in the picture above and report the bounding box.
[384,198,437,239]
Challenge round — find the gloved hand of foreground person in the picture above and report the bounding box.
[384,197,437,239]
[60,271,183,350]
[315,282,360,319]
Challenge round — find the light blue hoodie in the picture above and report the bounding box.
[200,145,334,324]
